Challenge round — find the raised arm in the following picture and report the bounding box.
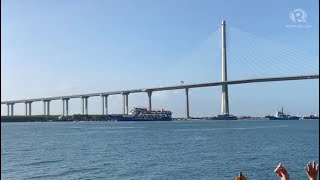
[274,163,289,180]
[305,161,319,180]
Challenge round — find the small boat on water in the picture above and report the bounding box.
[300,114,319,120]
[208,113,238,120]
[265,107,299,120]
[107,107,172,121]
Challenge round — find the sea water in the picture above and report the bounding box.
[1,120,319,179]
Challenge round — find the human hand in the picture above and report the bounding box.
[235,172,247,180]
[274,163,289,180]
[305,161,319,180]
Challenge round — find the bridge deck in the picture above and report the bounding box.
[1,74,318,104]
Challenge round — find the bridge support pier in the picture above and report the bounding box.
[221,20,229,115]
[25,102,28,116]
[81,98,84,115]
[28,102,32,116]
[62,99,65,116]
[122,94,125,114]
[122,92,129,114]
[43,101,46,115]
[101,95,109,115]
[81,96,88,115]
[147,91,152,110]
[7,104,9,116]
[47,101,50,116]
[61,98,70,116]
[66,99,69,116]
[24,101,32,116]
[105,95,108,115]
[62,98,69,116]
[8,103,14,116]
[84,97,88,115]
[125,94,129,114]
[43,100,50,116]
[101,95,105,115]
[11,104,14,116]
[185,88,190,118]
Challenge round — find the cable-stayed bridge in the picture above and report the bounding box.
[1,21,319,118]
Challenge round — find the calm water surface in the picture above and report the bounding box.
[1,120,319,179]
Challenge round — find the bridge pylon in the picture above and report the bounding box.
[221,20,229,115]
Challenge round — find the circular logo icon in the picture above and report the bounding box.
[289,9,307,23]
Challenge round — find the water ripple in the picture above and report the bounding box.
[18,159,64,167]
[1,120,318,180]
[173,125,289,131]
[28,167,100,179]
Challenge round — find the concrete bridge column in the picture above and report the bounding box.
[65,99,69,116]
[24,102,28,116]
[221,20,229,115]
[100,95,109,115]
[62,98,69,116]
[104,95,109,115]
[81,97,84,115]
[121,93,129,115]
[185,88,190,119]
[125,94,129,114]
[7,104,10,116]
[147,91,152,111]
[80,97,89,115]
[7,103,14,116]
[46,101,50,116]
[85,97,88,115]
[122,94,125,114]
[101,95,105,115]
[43,101,46,115]
[10,104,14,116]
[62,99,65,116]
[28,102,32,116]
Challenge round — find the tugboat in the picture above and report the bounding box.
[107,107,172,121]
[300,114,319,120]
[265,107,299,120]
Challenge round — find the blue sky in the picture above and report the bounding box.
[1,0,319,117]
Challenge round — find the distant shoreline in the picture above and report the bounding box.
[1,115,106,122]
[1,115,318,123]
